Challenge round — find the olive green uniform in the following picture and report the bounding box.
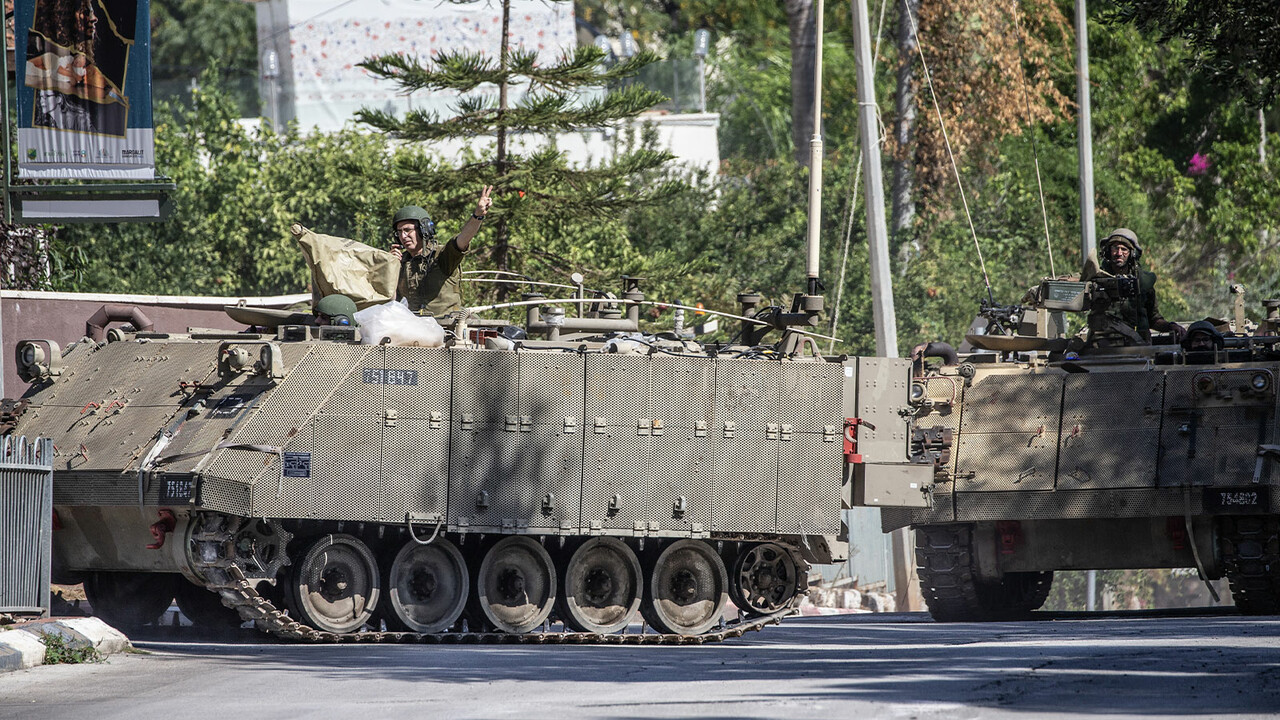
[398,237,467,316]
[1100,266,1165,340]
[1090,257,1170,345]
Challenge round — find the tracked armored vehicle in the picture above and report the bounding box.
[7,282,931,642]
[897,282,1280,620]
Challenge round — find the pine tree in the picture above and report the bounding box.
[355,0,679,291]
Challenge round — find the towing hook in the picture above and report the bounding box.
[147,508,177,550]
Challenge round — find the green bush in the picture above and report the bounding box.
[41,632,102,665]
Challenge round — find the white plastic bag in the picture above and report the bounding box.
[354,299,446,347]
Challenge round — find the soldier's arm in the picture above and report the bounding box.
[438,236,468,276]
[455,185,494,252]
[1147,291,1184,338]
[453,216,484,253]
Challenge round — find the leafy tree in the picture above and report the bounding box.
[905,0,1073,217]
[1086,16,1279,319]
[58,69,409,295]
[1106,0,1280,106]
[1044,569,1152,611]
[575,0,681,48]
[355,0,678,294]
[150,0,258,112]
[709,33,796,161]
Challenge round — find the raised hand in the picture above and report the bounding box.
[475,185,494,217]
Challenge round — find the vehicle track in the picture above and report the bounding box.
[191,512,796,645]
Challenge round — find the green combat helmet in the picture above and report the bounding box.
[392,205,437,242]
[1102,227,1143,261]
[1183,319,1224,351]
[315,294,359,327]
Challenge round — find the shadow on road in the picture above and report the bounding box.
[130,611,1280,716]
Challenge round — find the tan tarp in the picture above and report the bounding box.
[294,225,401,310]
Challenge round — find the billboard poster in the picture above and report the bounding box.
[13,0,154,180]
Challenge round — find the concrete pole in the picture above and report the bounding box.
[851,0,896,357]
[805,0,825,282]
[1074,0,1096,267]
[852,0,916,611]
[1086,569,1097,611]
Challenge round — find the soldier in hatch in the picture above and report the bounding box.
[1182,319,1225,358]
[391,185,493,317]
[315,294,359,327]
[1087,228,1185,346]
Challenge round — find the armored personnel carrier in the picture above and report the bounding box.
[7,280,931,642]
[896,280,1280,620]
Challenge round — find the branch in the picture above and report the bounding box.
[357,85,668,139]
[358,50,506,93]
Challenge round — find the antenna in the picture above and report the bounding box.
[1010,0,1056,279]
[805,0,824,294]
[903,3,993,306]
[768,0,827,351]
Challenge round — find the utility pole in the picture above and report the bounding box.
[262,49,281,127]
[851,0,918,610]
[694,29,710,114]
[851,0,896,358]
[1075,0,1096,266]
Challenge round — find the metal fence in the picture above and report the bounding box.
[628,59,706,113]
[0,436,54,616]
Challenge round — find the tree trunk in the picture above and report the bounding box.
[494,0,512,290]
[786,0,818,167]
[890,0,920,272]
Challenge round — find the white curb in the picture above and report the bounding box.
[0,617,132,673]
[0,629,48,671]
[26,617,131,656]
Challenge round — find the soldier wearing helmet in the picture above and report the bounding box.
[315,294,359,327]
[1182,319,1225,355]
[391,185,493,317]
[1090,228,1184,345]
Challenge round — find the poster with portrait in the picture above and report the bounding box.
[14,0,154,179]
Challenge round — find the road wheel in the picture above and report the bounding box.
[384,538,469,633]
[476,536,556,634]
[286,534,381,634]
[557,538,642,633]
[84,571,179,628]
[643,540,728,635]
[974,571,1054,618]
[730,542,800,617]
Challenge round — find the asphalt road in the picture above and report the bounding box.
[3,612,1277,719]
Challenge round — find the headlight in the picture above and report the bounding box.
[910,382,927,402]
[1252,373,1271,392]
[20,343,44,367]
[1195,375,1215,395]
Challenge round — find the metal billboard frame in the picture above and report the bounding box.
[1,30,174,224]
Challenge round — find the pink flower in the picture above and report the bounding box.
[1189,152,1210,176]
